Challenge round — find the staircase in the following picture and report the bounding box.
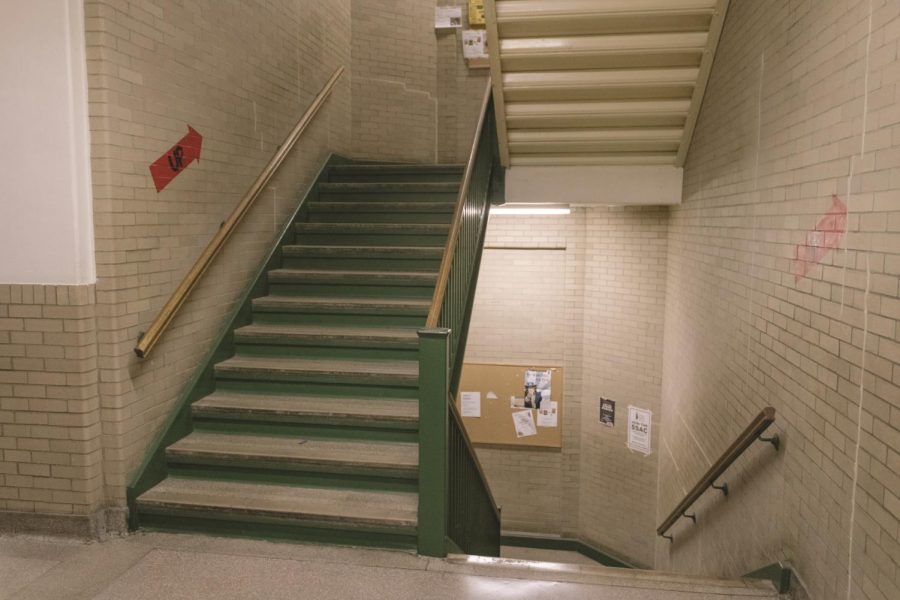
[133,162,465,549]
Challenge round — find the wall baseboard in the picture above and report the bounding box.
[743,561,793,595]
[500,531,645,570]
[0,507,128,540]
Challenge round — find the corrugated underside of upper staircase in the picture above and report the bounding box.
[485,0,730,167]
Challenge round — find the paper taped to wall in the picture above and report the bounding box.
[599,398,615,427]
[627,406,652,455]
[435,6,462,29]
[462,29,487,59]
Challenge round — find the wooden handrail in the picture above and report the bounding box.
[657,407,778,539]
[134,66,345,358]
[426,78,493,327]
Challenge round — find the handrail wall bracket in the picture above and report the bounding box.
[759,434,780,451]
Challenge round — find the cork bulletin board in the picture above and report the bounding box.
[455,363,563,449]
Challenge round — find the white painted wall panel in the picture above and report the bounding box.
[0,1,95,284]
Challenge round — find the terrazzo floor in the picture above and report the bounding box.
[0,532,776,599]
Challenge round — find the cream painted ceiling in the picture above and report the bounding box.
[484,0,730,167]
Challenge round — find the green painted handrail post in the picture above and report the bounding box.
[417,328,451,557]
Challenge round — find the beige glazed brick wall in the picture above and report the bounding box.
[580,207,668,567]
[350,0,487,164]
[84,0,352,511]
[658,1,900,600]
[465,212,583,537]
[465,206,667,566]
[0,285,102,522]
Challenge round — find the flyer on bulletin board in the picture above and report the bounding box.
[512,410,537,438]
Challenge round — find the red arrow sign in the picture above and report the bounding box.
[793,194,847,282]
[149,125,203,192]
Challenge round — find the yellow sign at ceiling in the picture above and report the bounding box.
[469,0,485,25]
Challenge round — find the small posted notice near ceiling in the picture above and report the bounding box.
[627,406,652,455]
[462,29,487,60]
[435,6,463,29]
[468,0,485,25]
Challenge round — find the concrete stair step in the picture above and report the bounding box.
[214,356,418,386]
[295,222,450,235]
[192,392,418,428]
[318,181,459,195]
[166,431,418,478]
[137,477,417,532]
[327,163,464,183]
[293,222,449,247]
[252,295,429,315]
[283,245,443,259]
[309,201,455,213]
[268,268,437,287]
[441,555,778,597]
[234,323,419,348]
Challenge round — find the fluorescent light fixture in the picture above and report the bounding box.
[490,206,570,215]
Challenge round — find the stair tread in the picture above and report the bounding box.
[329,163,463,174]
[216,356,418,378]
[319,182,459,192]
[193,392,418,422]
[282,245,444,256]
[269,268,437,280]
[444,556,779,596]
[169,431,418,468]
[235,323,419,342]
[251,296,430,315]
[310,201,455,210]
[138,477,417,527]
[295,222,450,231]
[255,296,429,307]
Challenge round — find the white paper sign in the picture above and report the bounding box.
[462,29,487,59]
[460,391,481,417]
[435,6,463,29]
[537,401,558,428]
[486,391,498,400]
[627,406,652,455]
[512,410,537,438]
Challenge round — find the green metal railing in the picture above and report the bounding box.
[417,81,501,557]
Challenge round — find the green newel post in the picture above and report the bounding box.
[417,328,450,557]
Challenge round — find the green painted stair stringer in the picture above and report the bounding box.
[125,155,344,528]
[126,156,466,551]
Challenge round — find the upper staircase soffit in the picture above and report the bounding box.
[485,0,730,168]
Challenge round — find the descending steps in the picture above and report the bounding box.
[134,162,463,548]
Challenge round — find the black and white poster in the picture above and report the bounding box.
[627,406,652,455]
[599,398,615,427]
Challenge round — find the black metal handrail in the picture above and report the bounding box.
[657,407,779,541]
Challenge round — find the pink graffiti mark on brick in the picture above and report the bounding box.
[793,194,847,282]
